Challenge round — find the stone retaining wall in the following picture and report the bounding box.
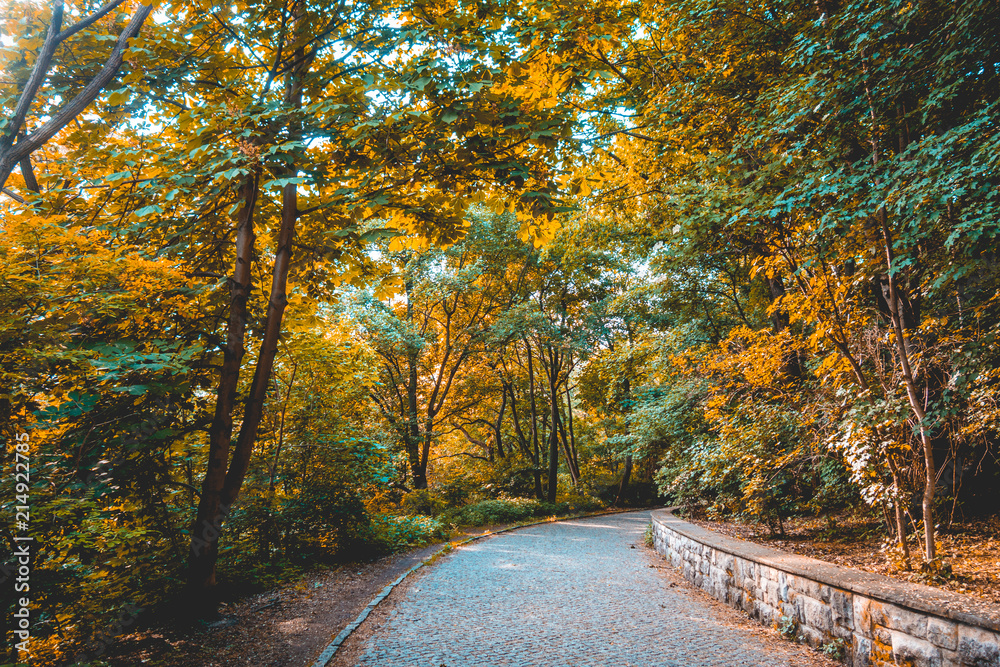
[650,509,1000,666]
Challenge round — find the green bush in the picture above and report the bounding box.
[555,490,605,513]
[820,638,847,660]
[401,488,447,516]
[369,514,447,551]
[436,473,476,506]
[444,495,605,526]
[447,497,543,525]
[219,485,373,590]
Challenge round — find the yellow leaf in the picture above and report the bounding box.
[107,89,130,106]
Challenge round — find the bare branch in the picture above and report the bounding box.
[430,451,490,462]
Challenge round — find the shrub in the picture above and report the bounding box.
[401,488,447,516]
[554,490,605,513]
[369,514,447,552]
[820,638,847,660]
[447,497,544,525]
[444,495,606,526]
[777,615,798,640]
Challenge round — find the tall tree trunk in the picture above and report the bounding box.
[862,49,935,561]
[565,381,579,476]
[505,382,530,458]
[494,388,507,459]
[187,16,306,600]
[223,177,298,506]
[766,274,804,381]
[404,279,427,488]
[546,420,559,502]
[545,345,560,503]
[188,170,260,598]
[554,403,579,486]
[507,381,543,498]
[263,361,296,558]
[268,362,297,496]
[886,452,912,570]
[525,339,544,499]
[614,374,634,506]
[419,430,433,488]
[18,149,39,194]
[615,456,633,506]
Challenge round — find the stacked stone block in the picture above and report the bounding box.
[651,510,1000,667]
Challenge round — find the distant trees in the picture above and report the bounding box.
[353,227,516,489]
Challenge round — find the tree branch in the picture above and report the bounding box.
[1,187,25,204]
[2,2,65,155]
[56,0,127,42]
[1,2,153,188]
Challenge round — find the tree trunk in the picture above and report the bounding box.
[222,175,298,508]
[494,388,507,459]
[554,402,579,486]
[546,346,560,503]
[882,222,936,561]
[419,430,432,488]
[861,50,936,562]
[19,151,39,194]
[525,339,544,499]
[269,362,297,495]
[508,380,543,498]
[565,381,579,476]
[766,274,804,381]
[263,361,296,558]
[188,170,260,599]
[886,452,912,570]
[187,15,306,601]
[404,279,427,488]
[614,371,634,506]
[615,455,633,506]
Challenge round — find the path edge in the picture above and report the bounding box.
[308,506,652,667]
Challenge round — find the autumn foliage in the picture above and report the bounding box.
[2,0,999,662]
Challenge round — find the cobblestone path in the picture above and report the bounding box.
[353,511,828,667]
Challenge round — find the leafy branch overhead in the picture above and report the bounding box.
[0,0,153,192]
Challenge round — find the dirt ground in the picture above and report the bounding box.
[685,509,1000,606]
[100,543,444,667]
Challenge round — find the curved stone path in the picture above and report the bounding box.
[351,511,831,667]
